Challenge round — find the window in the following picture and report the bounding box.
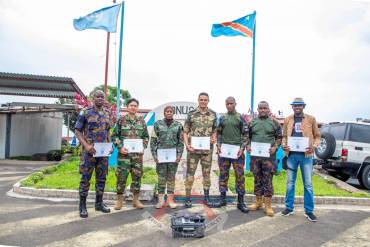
[320,125,330,133]
[328,124,346,140]
[349,124,370,144]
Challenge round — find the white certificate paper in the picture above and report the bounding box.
[288,137,309,152]
[220,144,240,159]
[93,142,113,157]
[250,142,271,158]
[191,136,210,150]
[123,139,144,153]
[157,148,177,163]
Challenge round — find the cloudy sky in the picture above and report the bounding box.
[1,0,369,123]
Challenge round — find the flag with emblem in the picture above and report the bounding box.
[73,4,121,32]
[211,12,256,38]
[211,11,258,114]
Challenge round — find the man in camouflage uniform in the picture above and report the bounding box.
[183,92,217,208]
[75,90,111,218]
[247,101,282,216]
[217,97,249,213]
[112,98,149,210]
[150,106,184,209]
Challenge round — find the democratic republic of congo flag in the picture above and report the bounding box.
[211,12,256,38]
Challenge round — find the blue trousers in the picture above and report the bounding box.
[285,153,314,213]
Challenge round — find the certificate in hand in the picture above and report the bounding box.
[191,136,210,150]
[220,144,240,159]
[288,137,309,152]
[93,142,113,157]
[123,139,144,153]
[157,148,177,163]
[250,142,271,158]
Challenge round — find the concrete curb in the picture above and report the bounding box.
[12,180,370,206]
[12,179,154,201]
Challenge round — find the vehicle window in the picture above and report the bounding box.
[328,124,346,140]
[320,125,330,133]
[349,124,370,144]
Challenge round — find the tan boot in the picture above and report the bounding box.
[133,192,144,209]
[248,196,263,211]
[114,194,124,210]
[155,194,165,209]
[167,194,177,209]
[264,197,274,217]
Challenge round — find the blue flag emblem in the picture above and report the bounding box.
[73,4,121,32]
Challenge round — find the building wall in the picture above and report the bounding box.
[0,115,6,159]
[9,112,63,157]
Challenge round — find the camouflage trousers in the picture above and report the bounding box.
[156,162,178,194]
[250,158,276,197]
[79,152,108,197]
[116,154,143,194]
[185,152,212,192]
[218,155,246,195]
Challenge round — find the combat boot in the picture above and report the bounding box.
[219,191,227,206]
[79,195,88,218]
[133,192,144,209]
[184,190,192,208]
[204,189,211,206]
[167,194,177,209]
[264,197,274,217]
[248,196,263,211]
[184,196,192,208]
[237,194,249,213]
[95,194,111,213]
[155,194,165,209]
[114,194,124,210]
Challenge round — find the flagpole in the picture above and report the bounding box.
[115,1,125,118]
[103,0,117,97]
[104,33,110,97]
[250,11,256,115]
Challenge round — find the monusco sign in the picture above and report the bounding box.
[151,101,197,122]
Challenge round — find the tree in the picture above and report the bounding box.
[90,85,131,107]
[57,85,131,133]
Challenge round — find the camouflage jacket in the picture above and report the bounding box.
[75,106,111,145]
[111,114,149,157]
[150,119,184,160]
[184,107,217,154]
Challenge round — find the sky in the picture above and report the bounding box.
[1,0,370,123]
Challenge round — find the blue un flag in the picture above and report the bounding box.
[73,4,121,33]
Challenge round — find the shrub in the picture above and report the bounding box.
[47,150,62,161]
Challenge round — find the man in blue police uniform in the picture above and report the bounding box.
[75,90,111,218]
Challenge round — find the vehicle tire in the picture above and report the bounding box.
[315,133,336,159]
[359,165,370,190]
[328,171,350,182]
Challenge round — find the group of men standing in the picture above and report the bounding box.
[75,90,320,222]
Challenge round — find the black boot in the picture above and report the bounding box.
[204,189,211,206]
[79,195,88,218]
[220,192,227,207]
[237,194,249,213]
[95,194,111,213]
[184,195,192,208]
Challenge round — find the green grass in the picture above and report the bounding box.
[21,157,370,198]
[21,157,157,192]
[216,170,370,198]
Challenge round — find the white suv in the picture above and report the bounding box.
[315,121,370,189]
